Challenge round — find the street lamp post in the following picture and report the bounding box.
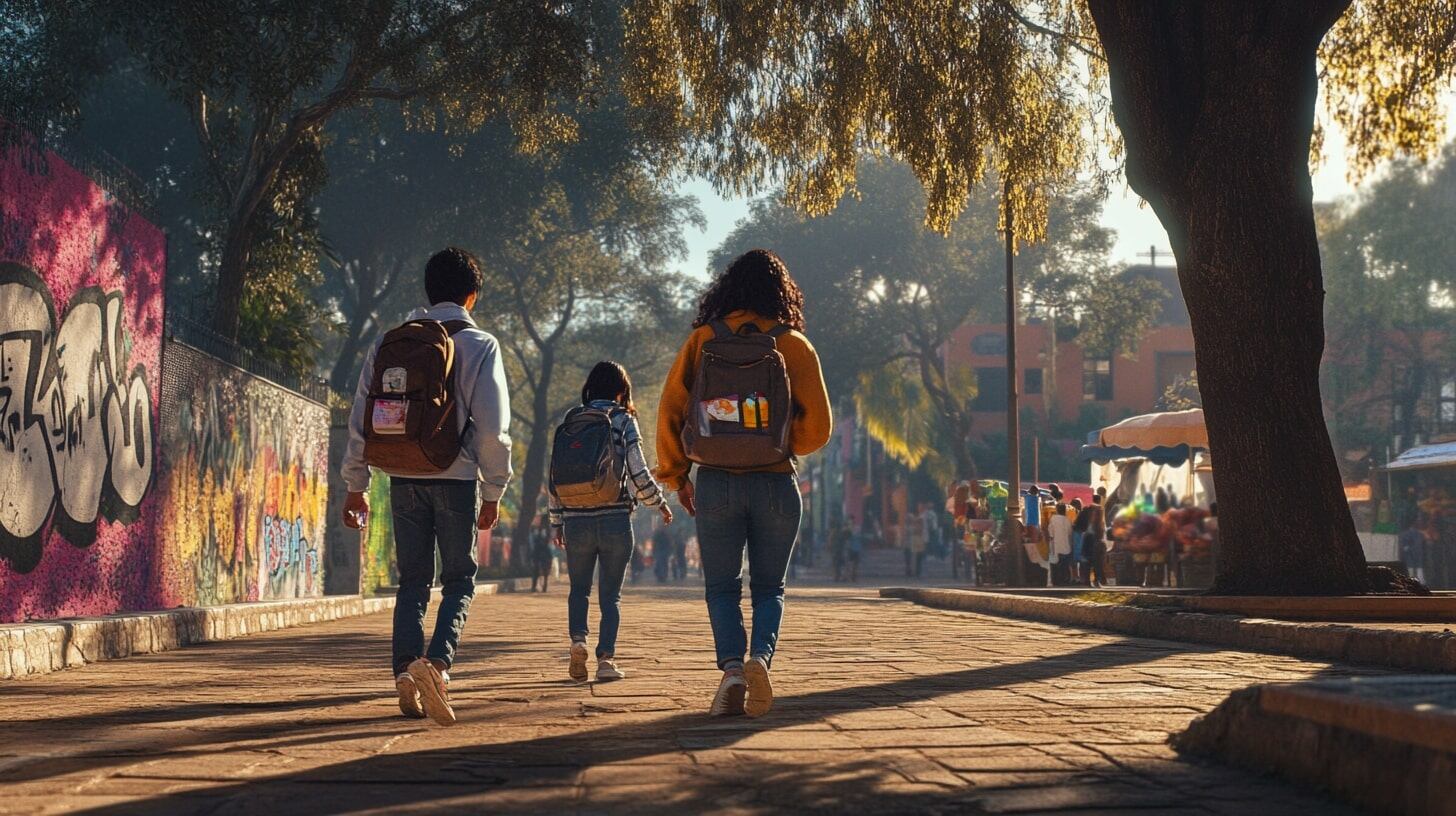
[1003,180,1024,586]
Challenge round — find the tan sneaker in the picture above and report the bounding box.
[743,656,773,717]
[569,641,589,683]
[395,672,426,719]
[407,658,456,726]
[596,658,625,682]
[709,669,747,716]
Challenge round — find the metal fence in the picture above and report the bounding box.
[165,310,335,405]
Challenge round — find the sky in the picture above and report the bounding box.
[671,102,1456,281]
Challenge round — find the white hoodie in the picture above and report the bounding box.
[341,303,513,501]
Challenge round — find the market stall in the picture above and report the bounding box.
[1081,409,1217,587]
[1377,441,1456,589]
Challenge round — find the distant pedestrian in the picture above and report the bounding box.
[341,247,512,727]
[845,515,863,583]
[1084,493,1108,588]
[549,361,672,684]
[1069,498,1087,583]
[655,249,832,718]
[530,514,554,592]
[653,524,674,584]
[1048,502,1073,585]
[1399,514,1427,584]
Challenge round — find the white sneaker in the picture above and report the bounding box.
[395,672,425,719]
[709,669,747,716]
[596,657,625,682]
[407,658,456,726]
[743,656,773,718]
[569,641,589,683]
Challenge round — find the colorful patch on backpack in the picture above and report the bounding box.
[703,396,740,422]
[372,400,408,434]
[381,366,408,393]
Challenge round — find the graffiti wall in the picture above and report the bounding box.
[0,123,165,622]
[155,341,327,606]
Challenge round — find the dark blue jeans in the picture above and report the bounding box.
[391,478,478,677]
[564,512,635,658]
[695,468,802,669]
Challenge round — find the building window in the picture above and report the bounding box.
[1025,368,1043,395]
[1083,358,1113,401]
[971,332,1007,356]
[973,366,1007,411]
[1441,377,1456,431]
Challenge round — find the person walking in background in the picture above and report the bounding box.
[1069,498,1087,584]
[549,362,672,684]
[1048,502,1073,586]
[1398,514,1427,584]
[653,523,674,584]
[530,514,555,593]
[656,249,832,718]
[829,516,847,581]
[1084,493,1109,588]
[845,515,863,583]
[671,523,689,581]
[341,247,512,727]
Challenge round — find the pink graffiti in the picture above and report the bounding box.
[0,121,165,622]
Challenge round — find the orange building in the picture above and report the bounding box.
[943,265,1197,437]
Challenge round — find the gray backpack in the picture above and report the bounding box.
[681,321,794,469]
[549,407,625,508]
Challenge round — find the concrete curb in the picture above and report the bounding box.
[881,587,1456,673]
[1174,682,1456,816]
[1,577,536,680]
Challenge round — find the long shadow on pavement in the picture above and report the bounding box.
[64,638,1200,816]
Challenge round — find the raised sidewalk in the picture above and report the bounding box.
[1,578,534,680]
[882,586,1456,672]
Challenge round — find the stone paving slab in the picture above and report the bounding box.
[0,579,534,680]
[0,586,1377,814]
[885,586,1456,673]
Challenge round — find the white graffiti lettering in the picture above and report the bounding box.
[0,262,154,572]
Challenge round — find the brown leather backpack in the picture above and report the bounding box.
[363,318,471,474]
[681,321,794,469]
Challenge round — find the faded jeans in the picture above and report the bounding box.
[391,478,478,677]
[695,468,802,669]
[564,512,635,658]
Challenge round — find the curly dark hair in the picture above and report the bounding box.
[693,249,806,332]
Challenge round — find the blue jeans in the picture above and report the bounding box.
[391,478,478,677]
[564,512,635,658]
[695,468,802,669]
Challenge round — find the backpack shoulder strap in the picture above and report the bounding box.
[767,323,793,339]
[709,320,733,339]
[443,319,473,336]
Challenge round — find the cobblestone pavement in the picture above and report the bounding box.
[0,585,1375,815]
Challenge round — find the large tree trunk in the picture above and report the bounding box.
[510,347,557,572]
[1089,1,1371,594]
[213,219,253,339]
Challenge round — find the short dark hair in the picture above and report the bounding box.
[425,247,482,305]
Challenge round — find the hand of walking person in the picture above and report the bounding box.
[554,528,564,548]
[342,491,368,529]
[678,480,696,517]
[659,504,674,524]
[476,500,499,530]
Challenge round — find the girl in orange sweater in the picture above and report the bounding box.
[656,249,832,717]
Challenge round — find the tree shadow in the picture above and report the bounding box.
[54,638,1205,815]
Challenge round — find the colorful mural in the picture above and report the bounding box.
[362,471,398,594]
[0,122,165,622]
[155,341,327,606]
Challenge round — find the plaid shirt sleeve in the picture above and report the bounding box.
[619,413,664,508]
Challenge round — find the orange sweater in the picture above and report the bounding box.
[655,311,833,491]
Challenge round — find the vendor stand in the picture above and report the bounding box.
[1377,441,1456,589]
[1081,409,1217,588]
